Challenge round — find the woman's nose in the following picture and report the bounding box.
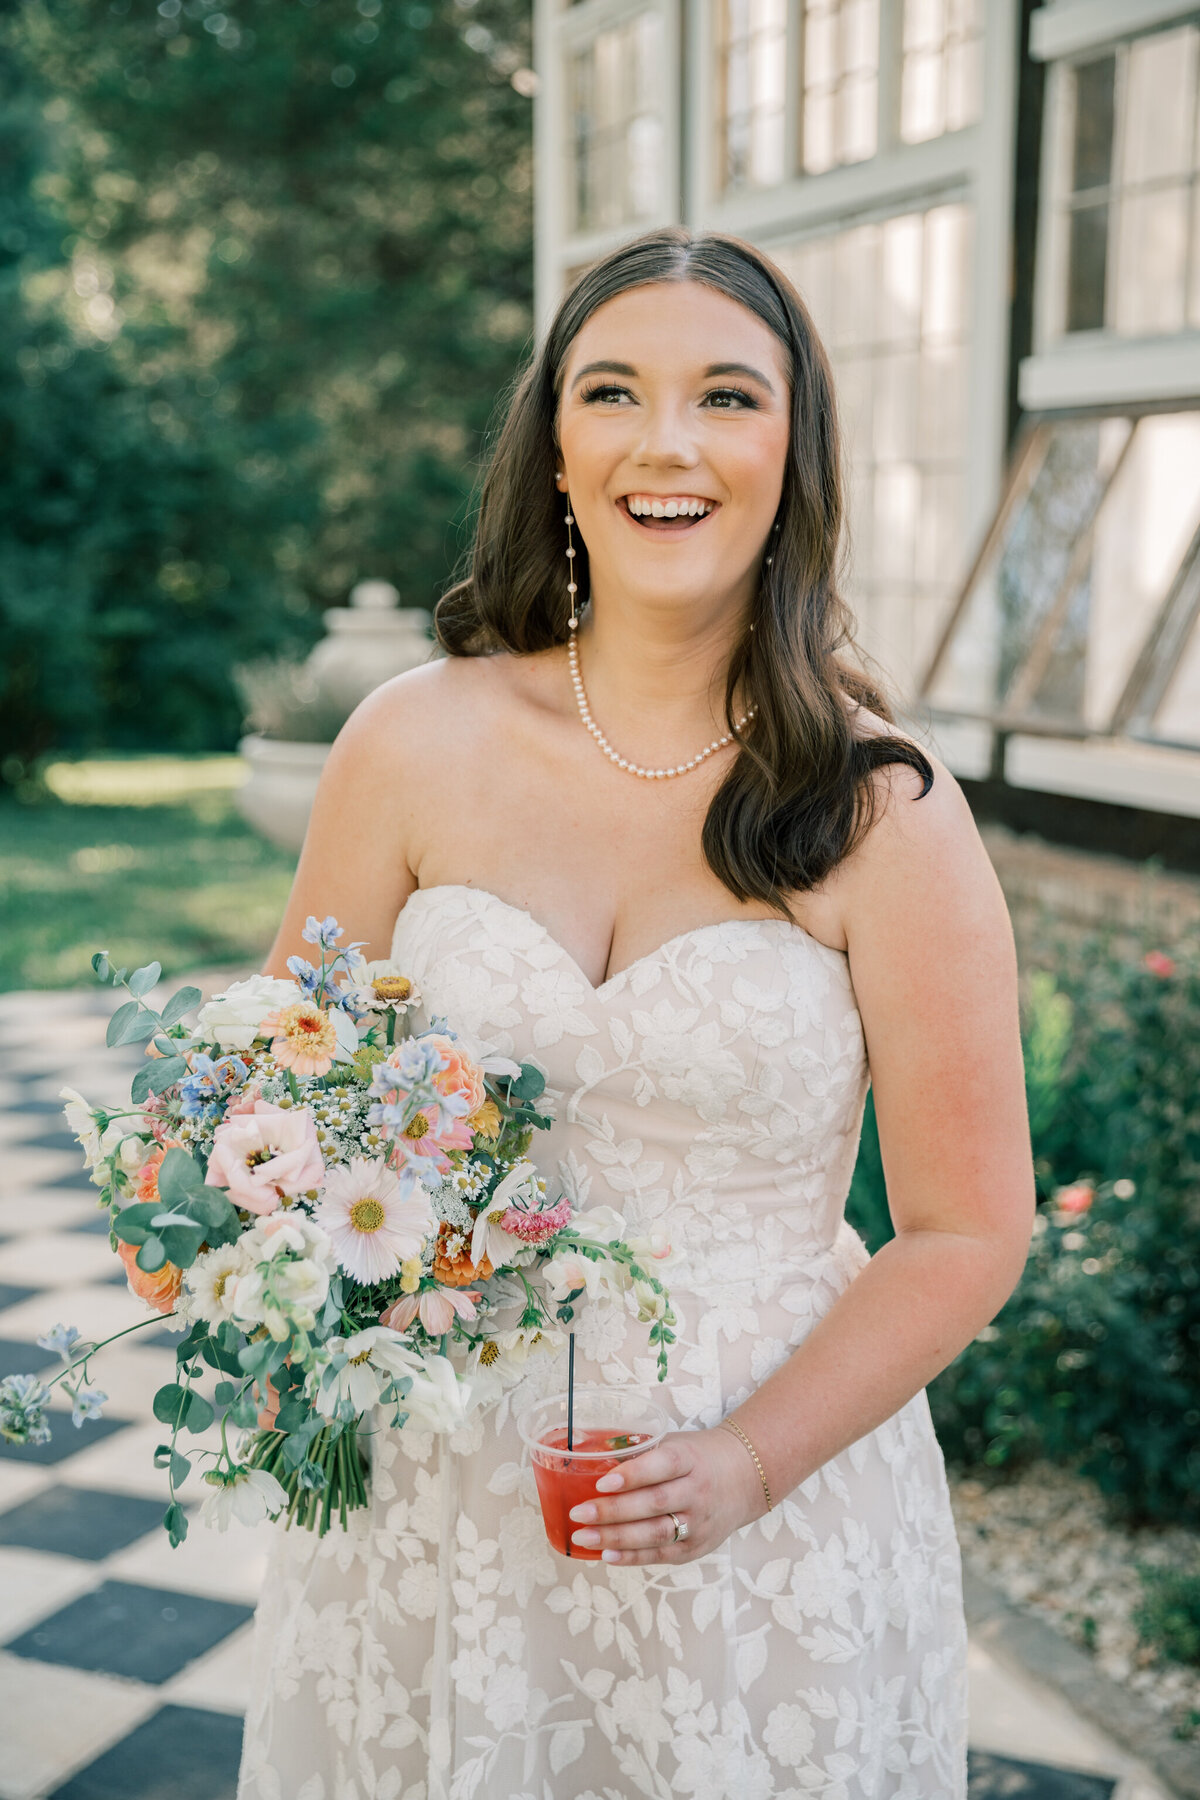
[630,405,701,468]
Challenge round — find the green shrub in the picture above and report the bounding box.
[846,929,1200,1526]
[1134,1566,1200,1668]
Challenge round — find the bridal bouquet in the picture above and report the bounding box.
[1,917,675,1544]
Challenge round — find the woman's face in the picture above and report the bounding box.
[556,279,791,631]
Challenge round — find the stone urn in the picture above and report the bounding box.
[236,581,432,853]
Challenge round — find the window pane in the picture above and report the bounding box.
[569,13,663,234]
[775,202,974,694]
[1066,202,1108,331]
[801,0,879,174]
[1085,412,1200,728]
[1112,188,1189,335]
[899,0,981,145]
[1120,27,1196,186]
[717,0,788,192]
[1071,56,1115,193]
[1154,611,1200,747]
[927,418,1133,713]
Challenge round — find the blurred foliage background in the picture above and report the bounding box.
[0,0,533,773]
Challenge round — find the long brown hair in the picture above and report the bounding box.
[435,226,932,909]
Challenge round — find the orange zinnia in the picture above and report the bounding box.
[432,1221,493,1288]
[263,1001,338,1078]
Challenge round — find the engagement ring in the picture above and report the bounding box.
[668,1511,689,1543]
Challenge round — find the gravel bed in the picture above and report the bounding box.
[949,1462,1200,1744]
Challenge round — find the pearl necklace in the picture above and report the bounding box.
[567,634,755,780]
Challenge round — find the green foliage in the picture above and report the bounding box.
[847,932,1200,1522]
[927,936,1200,1525]
[1134,1566,1200,1668]
[1,0,533,765]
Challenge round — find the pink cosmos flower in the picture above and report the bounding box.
[380,1286,480,1336]
[387,1104,474,1180]
[1056,1182,1094,1215]
[1143,950,1176,979]
[205,1100,325,1215]
[313,1157,435,1285]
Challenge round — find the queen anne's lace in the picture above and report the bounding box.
[238,886,969,1800]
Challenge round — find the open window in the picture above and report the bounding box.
[919,409,1200,762]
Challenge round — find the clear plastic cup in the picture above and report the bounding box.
[518,1386,671,1559]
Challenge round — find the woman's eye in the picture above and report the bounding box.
[704,387,758,410]
[580,383,632,405]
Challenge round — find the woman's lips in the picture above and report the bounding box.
[616,496,720,533]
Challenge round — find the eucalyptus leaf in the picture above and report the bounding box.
[136,1235,166,1273]
[157,1147,208,1207]
[147,1056,188,1095]
[161,985,202,1026]
[128,961,163,998]
[129,1064,154,1105]
[170,1450,191,1487]
[163,1500,188,1548]
[153,1383,190,1428]
[183,1392,214,1434]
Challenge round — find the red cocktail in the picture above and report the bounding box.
[518,1388,670,1560]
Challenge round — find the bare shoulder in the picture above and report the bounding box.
[832,706,1009,958]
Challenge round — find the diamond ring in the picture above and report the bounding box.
[668,1511,689,1543]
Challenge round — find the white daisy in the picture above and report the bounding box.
[313,1156,435,1284]
[200,1466,288,1532]
[313,1325,424,1417]
[183,1243,249,1328]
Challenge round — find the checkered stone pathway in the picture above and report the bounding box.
[0,986,1171,1800]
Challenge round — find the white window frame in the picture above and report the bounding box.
[1021,0,1200,414]
[534,0,682,331]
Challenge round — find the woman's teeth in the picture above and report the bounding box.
[624,496,715,520]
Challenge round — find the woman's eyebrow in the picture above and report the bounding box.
[704,361,776,393]
[569,358,777,395]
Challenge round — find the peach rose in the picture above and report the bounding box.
[205,1100,325,1215]
[415,1034,486,1114]
[117,1240,184,1314]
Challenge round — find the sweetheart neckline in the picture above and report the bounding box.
[396,882,847,1000]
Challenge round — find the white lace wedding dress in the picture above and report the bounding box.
[237,884,969,1800]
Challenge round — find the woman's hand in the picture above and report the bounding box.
[567,1425,767,1564]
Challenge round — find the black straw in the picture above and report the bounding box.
[567,1332,576,1450]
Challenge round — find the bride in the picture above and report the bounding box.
[237,227,1033,1800]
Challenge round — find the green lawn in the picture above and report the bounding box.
[1,756,298,991]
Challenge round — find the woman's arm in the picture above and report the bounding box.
[257,672,432,979]
[566,760,1035,1562]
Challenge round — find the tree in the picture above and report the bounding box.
[1,0,534,762]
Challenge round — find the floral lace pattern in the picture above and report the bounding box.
[238,885,969,1800]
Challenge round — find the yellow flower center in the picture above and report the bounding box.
[403,1113,430,1140]
[349,1349,373,1365]
[213,1272,228,1302]
[479,1340,500,1366]
[372,976,412,1002]
[349,1197,386,1233]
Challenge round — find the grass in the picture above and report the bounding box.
[1,755,297,991]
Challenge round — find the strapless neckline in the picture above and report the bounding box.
[401,881,847,1000]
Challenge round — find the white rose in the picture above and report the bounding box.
[564,1205,627,1246]
[196,975,302,1051]
[115,1133,154,1176]
[272,1257,330,1324]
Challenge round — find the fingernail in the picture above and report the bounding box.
[594,1472,623,1492]
[569,1503,597,1523]
[601,1548,622,1562]
[572,1528,601,1547]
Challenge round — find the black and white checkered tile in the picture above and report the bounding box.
[0,987,1151,1799]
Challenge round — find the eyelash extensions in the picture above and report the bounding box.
[577,382,760,410]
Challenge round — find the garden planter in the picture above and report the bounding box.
[236,734,332,854]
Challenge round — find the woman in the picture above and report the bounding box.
[238,227,1033,1800]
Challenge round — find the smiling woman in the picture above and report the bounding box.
[238,227,1032,1800]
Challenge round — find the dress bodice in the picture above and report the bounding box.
[391,884,871,1301]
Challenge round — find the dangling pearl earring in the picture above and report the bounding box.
[564,501,579,630]
[764,517,781,569]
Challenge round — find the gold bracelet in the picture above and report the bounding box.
[718,1417,774,1512]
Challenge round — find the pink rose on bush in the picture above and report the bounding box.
[1056,1182,1094,1215]
[205,1100,325,1215]
[1143,950,1176,979]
